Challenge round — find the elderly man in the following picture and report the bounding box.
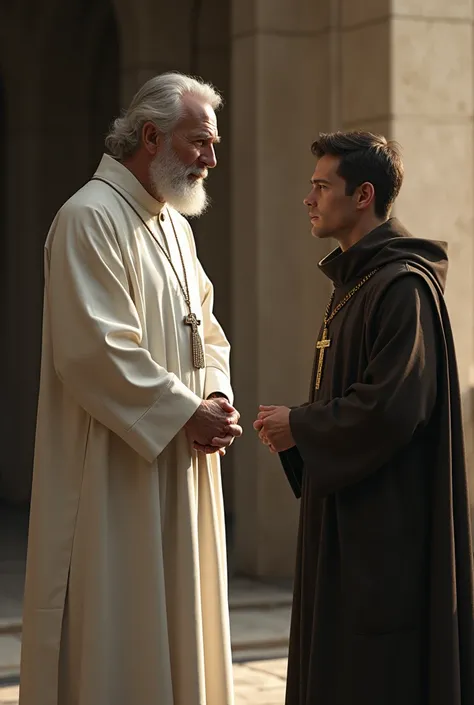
[19,72,241,705]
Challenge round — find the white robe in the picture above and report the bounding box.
[19,154,234,705]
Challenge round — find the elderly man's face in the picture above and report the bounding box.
[170,94,220,177]
[149,95,220,216]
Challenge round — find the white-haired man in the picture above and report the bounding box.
[19,72,241,705]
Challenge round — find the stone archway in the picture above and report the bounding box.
[0,0,121,504]
[0,76,5,325]
[0,5,42,503]
[87,11,120,174]
[35,0,120,225]
[0,74,7,500]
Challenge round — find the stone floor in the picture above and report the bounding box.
[0,503,291,703]
[233,658,287,704]
[0,657,288,704]
[0,686,18,705]
[0,579,292,679]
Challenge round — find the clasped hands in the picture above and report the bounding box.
[253,405,294,454]
[185,398,294,457]
[185,397,242,456]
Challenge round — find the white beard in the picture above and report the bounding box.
[149,140,209,217]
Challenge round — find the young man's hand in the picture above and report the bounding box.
[254,405,294,453]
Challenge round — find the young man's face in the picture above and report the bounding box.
[304,154,359,241]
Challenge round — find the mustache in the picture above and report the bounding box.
[187,167,208,179]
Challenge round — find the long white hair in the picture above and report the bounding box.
[105,72,222,160]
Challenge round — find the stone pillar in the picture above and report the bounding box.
[114,0,236,515]
[341,0,474,510]
[188,0,234,513]
[230,0,334,577]
[393,1,474,507]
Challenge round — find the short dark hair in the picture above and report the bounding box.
[311,131,404,218]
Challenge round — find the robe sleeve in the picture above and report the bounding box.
[46,203,202,463]
[197,258,233,405]
[289,274,439,497]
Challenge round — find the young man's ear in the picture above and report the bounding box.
[356,182,375,211]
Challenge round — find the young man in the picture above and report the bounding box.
[20,72,242,705]
[255,131,474,705]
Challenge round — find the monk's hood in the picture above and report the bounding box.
[318,218,448,293]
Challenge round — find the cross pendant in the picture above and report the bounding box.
[185,312,201,333]
[315,327,331,390]
[184,313,205,369]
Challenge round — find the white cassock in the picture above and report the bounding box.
[19,154,234,705]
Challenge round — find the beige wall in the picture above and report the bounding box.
[389,1,474,504]
[230,0,474,577]
[340,0,474,513]
[1,0,473,573]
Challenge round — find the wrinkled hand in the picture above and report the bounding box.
[193,421,243,456]
[186,398,242,456]
[254,405,294,453]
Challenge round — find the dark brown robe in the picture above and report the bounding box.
[282,219,474,705]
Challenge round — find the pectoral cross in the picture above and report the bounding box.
[315,327,331,390]
[184,313,205,369]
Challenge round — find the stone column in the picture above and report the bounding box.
[230,0,335,577]
[188,0,234,513]
[393,1,474,504]
[114,0,236,513]
[341,0,474,508]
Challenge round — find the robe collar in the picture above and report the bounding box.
[318,217,449,292]
[318,218,415,287]
[94,154,165,216]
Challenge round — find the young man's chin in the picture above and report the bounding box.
[311,225,329,240]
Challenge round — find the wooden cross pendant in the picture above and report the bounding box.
[184,313,205,369]
[315,327,331,390]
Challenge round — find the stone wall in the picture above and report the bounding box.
[1,0,473,575]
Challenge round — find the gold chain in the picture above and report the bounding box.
[324,268,379,327]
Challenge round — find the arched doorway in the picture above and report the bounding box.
[1,0,121,507]
[0,77,4,260]
[0,75,5,354]
[0,0,121,625]
[88,8,120,174]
